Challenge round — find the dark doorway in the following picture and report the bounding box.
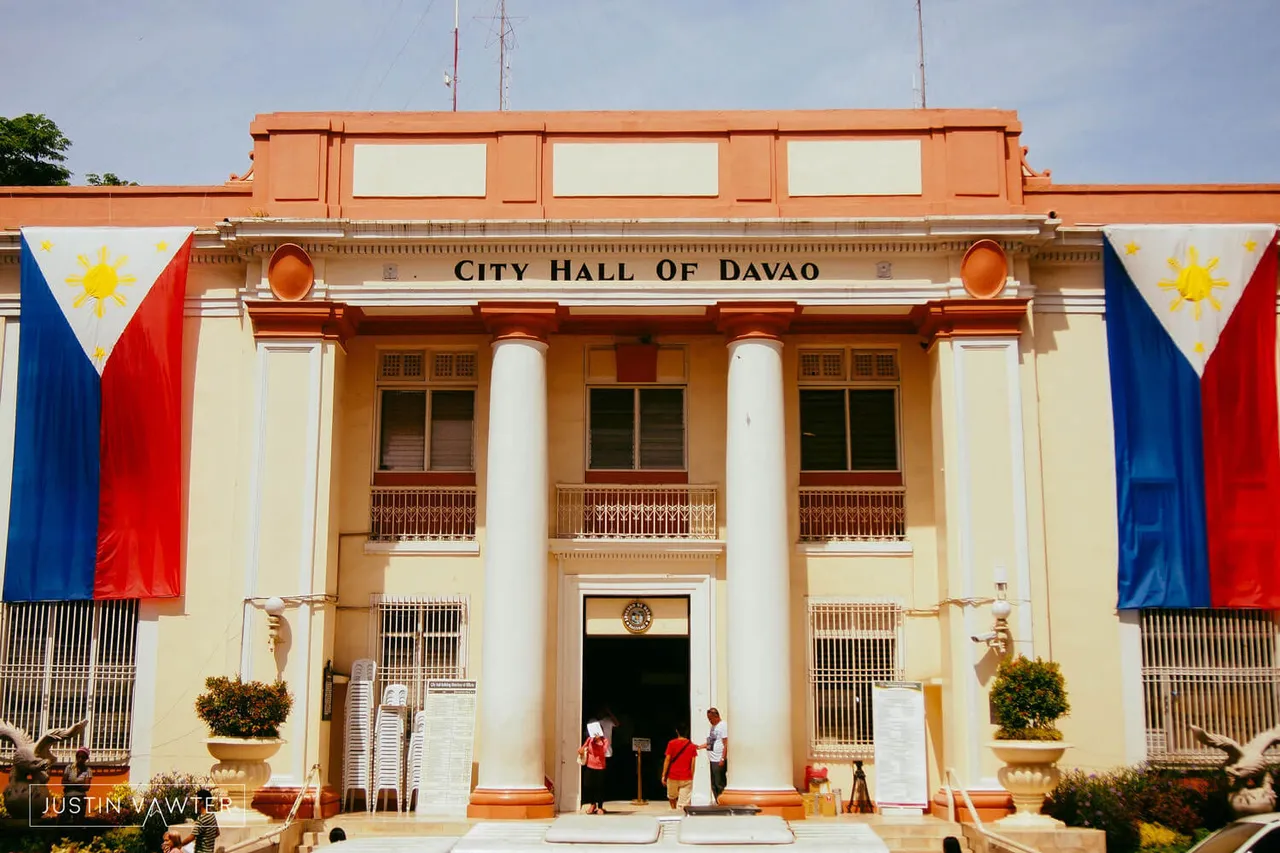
[581,621,690,804]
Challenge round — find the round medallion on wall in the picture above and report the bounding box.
[621,600,653,635]
[959,239,1009,299]
[267,243,315,301]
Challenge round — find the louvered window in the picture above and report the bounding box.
[589,388,685,471]
[378,389,475,472]
[800,389,898,472]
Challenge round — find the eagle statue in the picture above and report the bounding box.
[0,718,88,819]
[1191,723,1280,817]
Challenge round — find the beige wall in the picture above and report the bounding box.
[0,248,1150,799]
[1030,262,1130,770]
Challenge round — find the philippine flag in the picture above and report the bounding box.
[3,227,193,602]
[1103,224,1280,610]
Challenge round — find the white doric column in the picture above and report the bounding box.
[716,304,805,819]
[469,304,559,819]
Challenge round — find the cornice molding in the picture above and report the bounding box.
[0,293,241,319]
[910,298,1030,345]
[245,300,363,345]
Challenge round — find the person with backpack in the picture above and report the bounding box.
[661,724,696,810]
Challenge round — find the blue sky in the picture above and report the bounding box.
[3,0,1278,187]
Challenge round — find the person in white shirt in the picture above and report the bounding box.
[696,707,728,802]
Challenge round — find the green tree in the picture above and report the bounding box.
[0,113,72,186]
[87,172,138,186]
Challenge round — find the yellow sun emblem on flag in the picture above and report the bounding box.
[1158,245,1229,320]
[66,247,135,318]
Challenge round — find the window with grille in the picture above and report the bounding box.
[0,600,139,765]
[806,600,903,758]
[798,349,900,474]
[1140,608,1280,764]
[371,595,468,711]
[376,363,476,472]
[588,387,685,471]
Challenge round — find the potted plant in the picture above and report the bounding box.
[987,655,1071,828]
[195,676,292,818]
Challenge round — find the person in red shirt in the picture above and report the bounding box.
[579,722,610,814]
[660,724,696,809]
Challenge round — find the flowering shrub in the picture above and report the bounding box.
[989,655,1070,740]
[195,675,292,738]
[1045,766,1235,853]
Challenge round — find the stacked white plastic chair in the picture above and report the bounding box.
[405,709,426,812]
[341,658,377,813]
[372,683,409,812]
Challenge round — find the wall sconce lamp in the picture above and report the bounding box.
[971,565,1013,656]
[264,597,286,653]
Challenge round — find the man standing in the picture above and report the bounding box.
[660,725,696,810]
[697,708,728,803]
[61,747,92,822]
[179,789,219,853]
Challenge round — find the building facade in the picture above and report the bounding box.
[1,109,1278,819]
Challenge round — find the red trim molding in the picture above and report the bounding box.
[246,300,363,345]
[713,302,800,342]
[583,470,690,485]
[251,785,341,819]
[717,788,806,820]
[467,787,556,819]
[799,471,903,487]
[373,471,478,487]
[477,302,563,344]
[929,788,1013,823]
[909,298,1029,347]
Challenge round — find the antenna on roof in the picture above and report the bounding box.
[451,0,460,111]
[915,0,927,109]
[478,0,522,110]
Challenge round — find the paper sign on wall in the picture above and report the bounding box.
[871,681,928,811]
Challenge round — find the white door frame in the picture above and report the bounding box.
[556,572,716,813]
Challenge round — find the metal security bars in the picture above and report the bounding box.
[1141,608,1280,764]
[0,600,139,765]
[370,595,469,712]
[806,599,903,758]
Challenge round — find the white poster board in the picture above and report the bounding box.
[416,679,478,817]
[871,681,928,812]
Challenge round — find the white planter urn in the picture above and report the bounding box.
[988,740,1071,829]
[206,736,284,820]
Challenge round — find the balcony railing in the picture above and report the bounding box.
[798,487,906,542]
[370,486,477,541]
[556,484,718,539]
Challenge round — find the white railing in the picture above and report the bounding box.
[944,768,1043,853]
[798,486,906,541]
[369,486,476,541]
[1141,608,1280,764]
[555,484,718,539]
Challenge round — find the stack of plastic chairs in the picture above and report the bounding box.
[405,709,426,812]
[341,659,377,813]
[372,683,409,812]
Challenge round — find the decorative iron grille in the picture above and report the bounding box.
[370,595,469,712]
[555,485,717,539]
[1141,608,1280,764]
[798,487,906,541]
[806,599,903,758]
[369,486,477,541]
[0,600,139,765]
